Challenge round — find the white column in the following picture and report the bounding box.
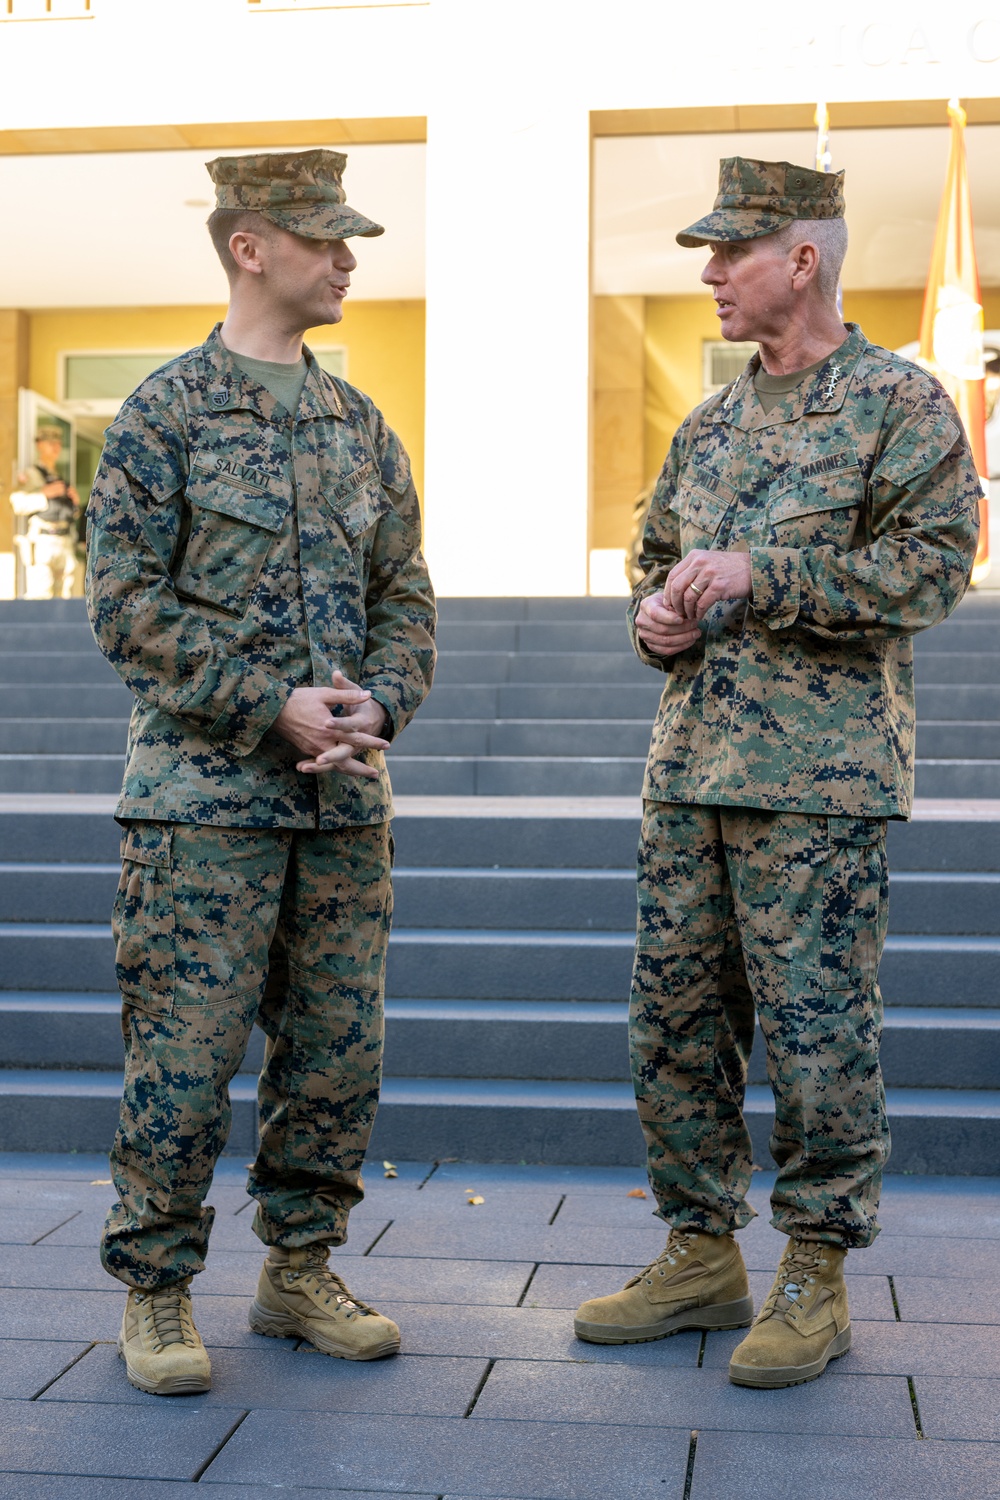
[422,2,592,596]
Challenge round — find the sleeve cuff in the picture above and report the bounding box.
[207,662,289,756]
[750,547,801,628]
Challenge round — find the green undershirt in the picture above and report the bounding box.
[753,351,830,415]
[231,350,309,415]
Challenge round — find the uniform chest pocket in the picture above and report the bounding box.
[767,464,863,551]
[320,459,392,541]
[174,469,289,617]
[673,468,736,549]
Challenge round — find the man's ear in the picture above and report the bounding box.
[229,231,267,276]
[789,240,819,290]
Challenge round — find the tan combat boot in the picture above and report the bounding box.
[574,1226,753,1345]
[729,1237,851,1388]
[118,1281,212,1395]
[249,1245,401,1360]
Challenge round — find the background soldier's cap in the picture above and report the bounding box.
[206,148,384,240]
[676,156,846,247]
[35,424,63,443]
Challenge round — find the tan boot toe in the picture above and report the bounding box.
[729,1238,851,1388]
[249,1246,400,1361]
[118,1282,212,1396]
[575,1227,753,1345]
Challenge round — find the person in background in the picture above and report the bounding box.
[12,425,80,598]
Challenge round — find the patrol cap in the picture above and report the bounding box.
[206,148,384,240]
[35,424,63,443]
[677,156,845,247]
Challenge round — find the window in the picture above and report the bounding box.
[702,340,757,399]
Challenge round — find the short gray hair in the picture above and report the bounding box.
[769,217,848,303]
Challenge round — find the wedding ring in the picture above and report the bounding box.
[689,582,704,596]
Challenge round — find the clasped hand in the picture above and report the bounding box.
[635,549,752,658]
[273,670,388,780]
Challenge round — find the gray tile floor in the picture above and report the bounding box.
[0,1154,997,1499]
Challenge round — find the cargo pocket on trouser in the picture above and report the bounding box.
[113,821,176,1013]
[821,816,888,992]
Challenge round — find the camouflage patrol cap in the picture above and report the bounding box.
[676,156,845,247]
[35,424,63,443]
[206,148,384,240]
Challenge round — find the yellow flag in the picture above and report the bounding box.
[919,100,990,584]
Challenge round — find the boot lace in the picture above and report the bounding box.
[627,1226,702,1289]
[761,1240,830,1319]
[286,1248,375,1320]
[134,1286,198,1349]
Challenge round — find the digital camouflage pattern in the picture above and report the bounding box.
[676,155,846,246]
[102,820,391,1288]
[631,801,889,1248]
[628,323,981,818]
[86,325,436,829]
[206,148,384,239]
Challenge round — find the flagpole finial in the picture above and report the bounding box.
[948,97,967,127]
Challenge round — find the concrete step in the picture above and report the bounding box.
[915,685,1000,720]
[0,756,125,794]
[0,1066,996,1171]
[4,861,1000,936]
[2,804,999,871]
[0,684,132,717]
[2,921,998,1004]
[2,993,997,1090]
[386,757,646,798]
[914,653,1000,684]
[0,720,129,755]
[0,654,118,686]
[915,723,1000,759]
[432,652,650,686]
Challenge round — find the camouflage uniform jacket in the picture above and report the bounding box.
[628,323,980,819]
[86,325,436,828]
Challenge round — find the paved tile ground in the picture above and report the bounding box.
[0,1155,997,1499]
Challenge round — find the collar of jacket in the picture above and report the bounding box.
[717,322,869,431]
[197,322,346,422]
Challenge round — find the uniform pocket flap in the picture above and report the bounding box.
[768,465,863,523]
[828,815,884,848]
[120,821,173,867]
[186,462,287,533]
[674,480,732,538]
[875,412,961,490]
[322,461,392,539]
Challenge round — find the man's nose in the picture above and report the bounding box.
[332,240,358,272]
[701,254,723,285]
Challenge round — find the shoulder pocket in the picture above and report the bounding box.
[875,413,961,490]
[174,465,289,617]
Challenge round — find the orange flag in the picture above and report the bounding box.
[918,99,990,584]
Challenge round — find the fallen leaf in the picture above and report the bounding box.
[89,1179,112,1186]
[384,1168,399,1179]
[382,1161,396,1170]
[626,1188,648,1199]
[751,1164,764,1172]
[467,1195,485,1206]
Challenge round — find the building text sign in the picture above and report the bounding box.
[1,0,91,18]
[729,17,1000,70]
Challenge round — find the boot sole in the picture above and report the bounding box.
[728,1323,852,1388]
[248,1300,401,1361]
[574,1294,754,1346]
[117,1340,211,1396]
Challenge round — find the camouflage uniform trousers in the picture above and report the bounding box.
[102,819,392,1289]
[630,801,891,1249]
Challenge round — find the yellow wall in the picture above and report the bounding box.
[27,300,426,498]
